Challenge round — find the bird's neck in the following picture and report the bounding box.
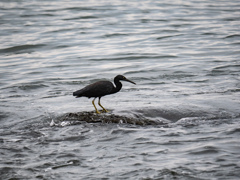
[112,79,122,94]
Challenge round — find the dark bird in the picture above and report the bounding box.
[73,75,136,114]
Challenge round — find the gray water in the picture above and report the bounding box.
[1,0,240,179]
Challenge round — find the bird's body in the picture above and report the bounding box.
[73,75,135,114]
[73,81,116,98]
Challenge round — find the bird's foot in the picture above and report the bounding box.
[102,109,109,113]
[103,109,109,113]
[95,109,108,114]
[98,109,109,113]
[95,110,101,114]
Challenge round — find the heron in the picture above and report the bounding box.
[73,75,136,114]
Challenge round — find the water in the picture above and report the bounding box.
[1,0,240,179]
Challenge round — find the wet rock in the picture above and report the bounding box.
[52,111,164,126]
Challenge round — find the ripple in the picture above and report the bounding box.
[51,159,80,170]
[156,34,182,40]
[0,44,46,54]
[223,34,240,39]
[225,127,240,135]
[63,15,98,20]
[101,33,129,38]
[16,83,49,91]
[188,146,220,155]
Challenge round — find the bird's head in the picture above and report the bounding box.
[115,75,136,85]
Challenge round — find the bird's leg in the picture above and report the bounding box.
[98,97,108,113]
[92,98,100,114]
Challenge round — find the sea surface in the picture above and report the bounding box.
[1,0,240,179]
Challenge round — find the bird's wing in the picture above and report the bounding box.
[74,81,114,98]
[88,81,113,97]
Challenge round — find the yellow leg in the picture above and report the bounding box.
[92,98,100,114]
[98,97,108,113]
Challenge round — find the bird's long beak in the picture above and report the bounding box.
[124,78,136,85]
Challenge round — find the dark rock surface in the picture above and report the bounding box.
[51,111,165,126]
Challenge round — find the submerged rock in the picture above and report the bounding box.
[52,111,164,127]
